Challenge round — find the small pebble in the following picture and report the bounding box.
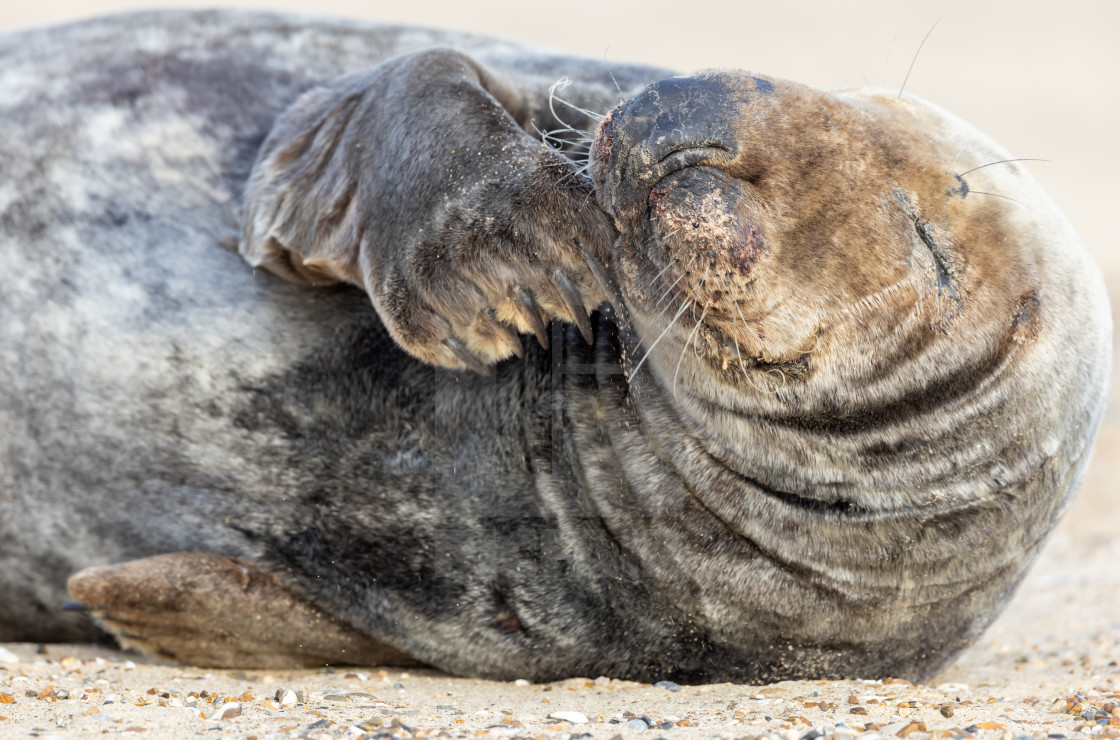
[514,679,530,687]
[940,705,954,718]
[213,702,242,720]
[276,689,298,707]
[550,711,589,724]
[653,680,682,692]
[0,647,19,664]
[626,718,649,731]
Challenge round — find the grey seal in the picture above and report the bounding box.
[0,9,1110,683]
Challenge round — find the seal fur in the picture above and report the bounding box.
[0,9,1110,683]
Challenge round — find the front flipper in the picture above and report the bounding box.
[67,553,419,668]
[241,48,616,372]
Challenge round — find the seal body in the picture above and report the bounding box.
[0,10,1110,683]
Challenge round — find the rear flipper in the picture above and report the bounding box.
[67,552,420,669]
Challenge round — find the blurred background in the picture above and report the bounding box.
[3,1,1117,525]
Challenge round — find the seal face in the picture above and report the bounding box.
[0,10,1111,684]
[590,72,1025,390]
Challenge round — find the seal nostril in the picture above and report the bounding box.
[655,142,733,169]
[649,146,735,188]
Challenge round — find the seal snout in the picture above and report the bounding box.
[646,166,767,322]
[588,73,778,335]
[589,73,751,224]
[650,168,765,274]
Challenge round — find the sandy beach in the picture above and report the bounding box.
[0,523,1118,738]
[1,2,1117,737]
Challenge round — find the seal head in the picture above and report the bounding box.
[590,72,1020,387]
[585,70,1111,678]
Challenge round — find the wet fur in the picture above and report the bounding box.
[0,10,1111,683]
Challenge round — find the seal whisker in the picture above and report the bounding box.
[550,96,605,121]
[766,367,789,390]
[618,250,682,331]
[729,308,762,390]
[532,121,596,159]
[540,132,595,148]
[897,18,940,99]
[647,256,678,290]
[731,301,780,394]
[548,77,605,136]
[540,127,595,139]
[673,299,711,399]
[653,259,692,313]
[570,163,594,178]
[956,158,1051,178]
[551,140,594,153]
[556,170,594,188]
[601,53,624,97]
[629,298,691,378]
[967,190,1024,204]
[732,336,750,378]
[654,273,687,315]
[641,227,680,257]
[689,265,711,321]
